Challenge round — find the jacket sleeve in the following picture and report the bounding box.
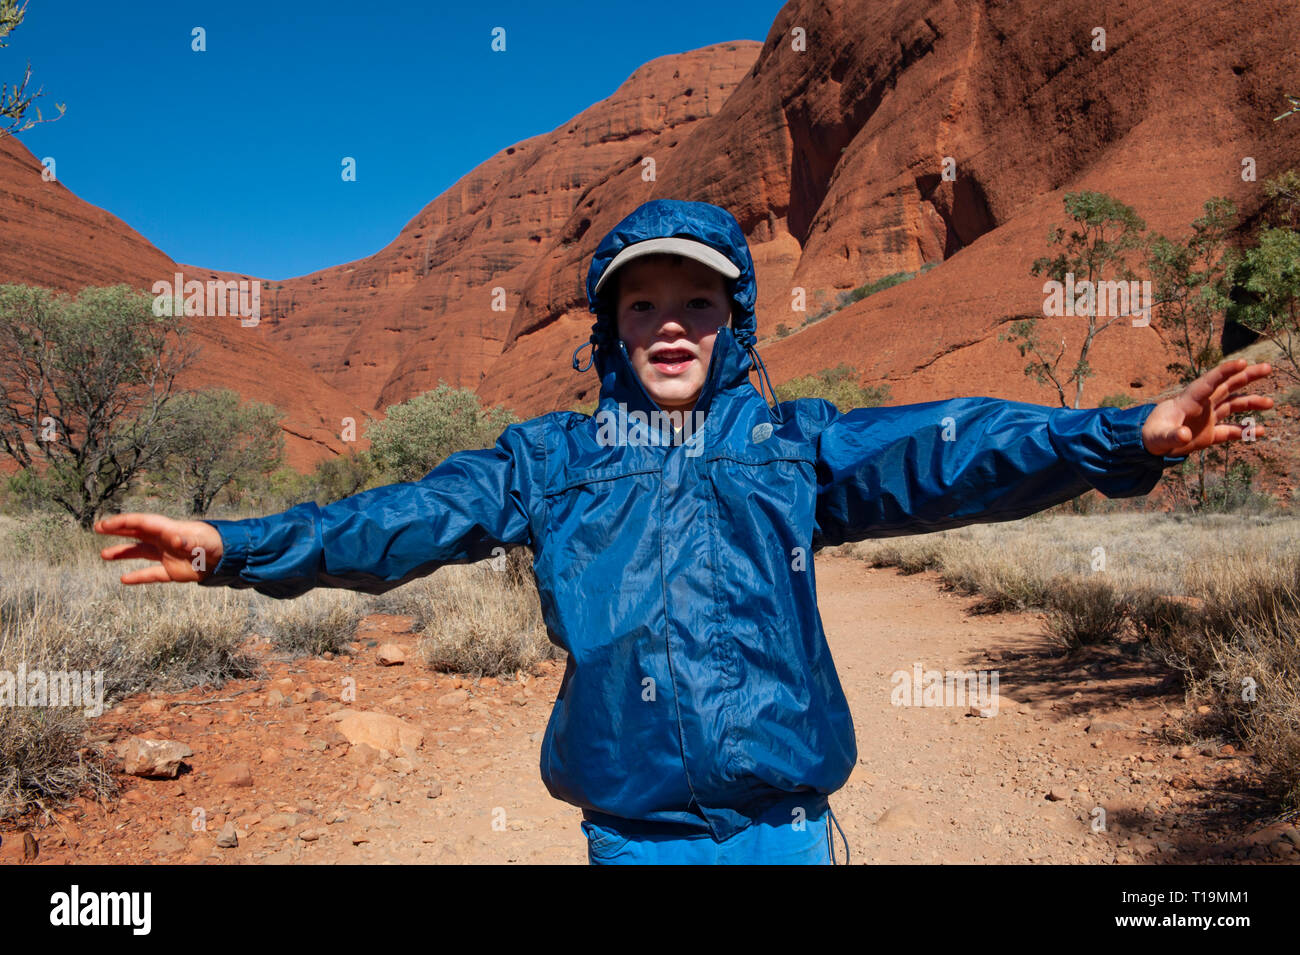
[195,420,545,598]
[811,397,1185,547]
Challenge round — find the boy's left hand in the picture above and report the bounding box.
[1141,359,1274,457]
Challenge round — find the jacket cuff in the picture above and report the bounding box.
[1107,403,1187,468]
[196,519,252,587]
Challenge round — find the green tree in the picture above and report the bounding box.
[0,0,65,138]
[1230,168,1300,385]
[1004,191,1148,408]
[1145,197,1237,384]
[1230,227,1300,387]
[774,363,891,411]
[1140,198,1243,511]
[366,382,519,483]
[151,388,285,516]
[304,446,377,504]
[226,463,311,514]
[0,284,198,529]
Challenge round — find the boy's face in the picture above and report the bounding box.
[614,255,731,415]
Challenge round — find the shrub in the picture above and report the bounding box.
[1126,588,1201,647]
[838,271,915,308]
[1202,459,1272,514]
[1171,555,1300,807]
[0,706,117,820]
[366,383,519,483]
[775,364,892,411]
[249,589,367,658]
[0,468,56,517]
[149,388,286,516]
[0,559,258,819]
[4,512,86,565]
[1043,574,1128,649]
[372,554,562,679]
[303,448,377,506]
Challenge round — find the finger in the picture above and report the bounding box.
[1216,362,1274,400]
[93,513,169,540]
[1179,360,1245,409]
[100,542,163,563]
[1214,394,1274,417]
[1212,423,1268,444]
[120,565,175,585]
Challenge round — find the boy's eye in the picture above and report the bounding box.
[624,296,719,313]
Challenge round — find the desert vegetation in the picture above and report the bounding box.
[0,372,543,822]
[842,510,1300,812]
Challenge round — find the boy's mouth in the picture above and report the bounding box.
[648,347,696,376]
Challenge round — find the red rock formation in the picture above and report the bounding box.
[258,0,1300,419]
[0,136,370,472]
[253,42,763,418]
[4,0,1299,465]
[469,0,1300,414]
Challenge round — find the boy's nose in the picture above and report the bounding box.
[656,312,688,334]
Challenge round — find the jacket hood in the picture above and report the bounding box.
[573,199,779,422]
[583,199,758,349]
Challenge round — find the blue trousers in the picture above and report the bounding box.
[581,795,849,865]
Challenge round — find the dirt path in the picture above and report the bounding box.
[3,554,1295,865]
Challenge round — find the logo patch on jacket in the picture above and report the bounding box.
[751,422,773,444]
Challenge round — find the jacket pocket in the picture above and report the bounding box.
[581,819,632,858]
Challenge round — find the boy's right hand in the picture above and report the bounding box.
[94,513,225,585]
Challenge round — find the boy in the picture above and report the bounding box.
[96,198,1274,865]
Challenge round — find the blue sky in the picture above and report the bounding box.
[9,0,786,280]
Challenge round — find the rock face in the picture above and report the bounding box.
[0,140,371,473]
[250,42,763,418]
[4,0,1298,455]
[0,137,176,291]
[258,0,1295,418]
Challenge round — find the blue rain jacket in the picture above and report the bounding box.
[198,199,1187,841]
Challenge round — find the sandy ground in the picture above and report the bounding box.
[3,553,1297,865]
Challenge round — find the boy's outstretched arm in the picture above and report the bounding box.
[97,421,544,599]
[812,359,1273,546]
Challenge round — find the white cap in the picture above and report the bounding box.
[592,236,741,298]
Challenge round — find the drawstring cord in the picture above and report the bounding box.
[572,340,595,372]
[826,805,849,865]
[744,340,785,425]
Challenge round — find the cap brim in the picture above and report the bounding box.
[593,237,741,298]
